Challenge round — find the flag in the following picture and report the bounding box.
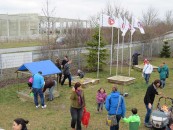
[99,14,118,27]
[118,16,124,31]
[132,17,145,34]
[129,24,136,35]
[122,17,130,36]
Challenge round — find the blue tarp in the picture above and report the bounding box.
[17,60,61,76]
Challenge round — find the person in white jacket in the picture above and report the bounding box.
[142,60,153,84]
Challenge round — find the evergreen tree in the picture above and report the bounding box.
[160,42,171,58]
[86,27,107,71]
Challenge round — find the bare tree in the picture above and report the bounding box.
[142,6,159,26]
[41,0,56,59]
[165,10,173,25]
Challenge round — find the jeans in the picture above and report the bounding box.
[61,74,71,87]
[144,104,152,124]
[110,115,121,130]
[161,79,166,88]
[70,107,83,130]
[48,80,57,100]
[97,103,104,111]
[33,88,45,106]
[144,74,150,84]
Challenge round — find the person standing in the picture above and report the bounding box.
[96,88,107,113]
[144,79,162,128]
[43,77,57,101]
[61,55,69,69]
[123,108,141,130]
[61,60,72,87]
[32,71,46,109]
[158,62,169,88]
[70,82,85,130]
[55,58,62,84]
[105,85,126,130]
[132,51,140,66]
[142,60,153,84]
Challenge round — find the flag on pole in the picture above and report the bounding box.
[118,16,124,31]
[122,17,130,36]
[129,24,136,35]
[132,17,145,34]
[99,14,119,28]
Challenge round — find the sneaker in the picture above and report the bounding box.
[145,123,152,128]
[42,105,47,109]
[36,104,40,108]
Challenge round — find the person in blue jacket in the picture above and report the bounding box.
[105,85,126,130]
[32,71,46,109]
[158,62,169,88]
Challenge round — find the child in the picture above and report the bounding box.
[27,76,33,88]
[96,88,107,113]
[77,69,84,79]
[123,108,141,130]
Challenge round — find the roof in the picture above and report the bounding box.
[16,60,61,76]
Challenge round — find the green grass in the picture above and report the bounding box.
[0,42,43,49]
[0,58,172,130]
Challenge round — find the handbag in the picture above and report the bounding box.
[81,107,90,128]
[106,96,121,126]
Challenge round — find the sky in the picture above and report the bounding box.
[0,0,173,20]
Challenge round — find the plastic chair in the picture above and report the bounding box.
[129,122,140,130]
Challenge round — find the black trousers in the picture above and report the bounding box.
[61,74,71,87]
[70,107,83,130]
[57,73,62,83]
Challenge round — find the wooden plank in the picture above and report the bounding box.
[107,75,135,85]
[134,64,158,72]
[17,88,60,102]
[64,77,100,88]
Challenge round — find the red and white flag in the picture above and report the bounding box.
[132,17,145,34]
[118,16,124,31]
[122,17,130,36]
[129,24,136,35]
[99,14,118,28]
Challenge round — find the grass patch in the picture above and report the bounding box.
[0,42,43,49]
[0,58,172,130]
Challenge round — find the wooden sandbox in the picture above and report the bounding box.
[107,75,135,85]
[64,76,100,88]
[17,88,60,102]
[134,64,158,72]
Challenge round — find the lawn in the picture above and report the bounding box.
[0,42,43,49]
[0,58,172,130]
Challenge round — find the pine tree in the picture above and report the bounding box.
[86,27,107,71]
[160,42,171,58]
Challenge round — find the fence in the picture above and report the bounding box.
[0,41,173,80]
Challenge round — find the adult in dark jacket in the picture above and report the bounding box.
[61,55,68,69]
[43,77,57,101]
[144,79,162,128]
[158,62,169,88]
[132,51,140,65]
[105,86,126,130]
[61,60,72,87]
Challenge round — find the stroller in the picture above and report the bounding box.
[150,97,173,130]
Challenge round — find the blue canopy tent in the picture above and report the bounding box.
[16,60,61,100]
[16,60,61,76]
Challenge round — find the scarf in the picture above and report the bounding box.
[75,90,83,106]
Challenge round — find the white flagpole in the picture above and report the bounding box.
[116,29,120,76]
[129,32,132,76]
[97,21,101,78]
[110,27,114,75]
[121,36,124,73]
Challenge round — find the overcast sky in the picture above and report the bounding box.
[0,0,173,20]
